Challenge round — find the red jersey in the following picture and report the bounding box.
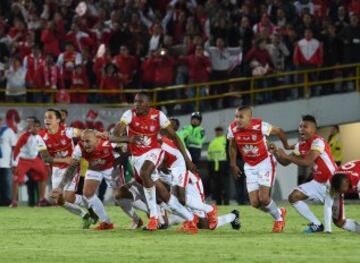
[161,137,182,168]
[334,160,360,193]
[38,126,76,169]
[227,119,272,166]
[120,108,170,156]
[294,135,337,183]
[73,139,115,171]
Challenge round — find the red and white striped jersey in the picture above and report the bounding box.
[120,108,170,156]
[334,160,360,193]
[12,132,43,164]
[294,135,337,183]
[227,119,272,166]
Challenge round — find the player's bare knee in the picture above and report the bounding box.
[333,218,345,228]
[83,189,95,199]
[64,192,75,203]
[258,195,270,206]
[115,186,133,200]
[288,191,300,204]
[250,199,260,208]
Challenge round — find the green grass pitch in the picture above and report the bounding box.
[1,204,360,263]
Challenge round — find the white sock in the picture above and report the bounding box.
[85,195,111,223]
[133,199,148,213]
[168,214,185,225]
[157,205,165,225]
[265,200,282,221]
[292,201,321,225]
[343,219,360,233]
[216,213,236,229]
[117,199,141,222]
[63,202,86,217]
[186,194,213,213]
[143,186,158,218]
[74,194,86,207]
[167,195,194,221]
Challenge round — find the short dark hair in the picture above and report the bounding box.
[170,117,180,127]
[136,92,151,101]
[331,173,348,192]
[60,109,68,116]
[237,105,252,112]
[34,119,41,126]
[27,116,37,121]
[302,115,317,127]
[215,126,223,132]
[333,125,340,131]
[46,108,62,120]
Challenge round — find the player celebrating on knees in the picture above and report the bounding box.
[228,106,292,233]
[113,92,196,231]
[11,117,49,207]
[330,160,360,233]
[272,115,337,233]
[37,109,94,228]
[52,130,120,230]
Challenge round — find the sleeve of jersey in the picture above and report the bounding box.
[119,110,132,125]
[261,121,273,136]
[227,126,234,139]
[72,145,82,161]
[159,111,171,129]
[36,135,47,151]
[311,138,325,153]
[292,143,300,156]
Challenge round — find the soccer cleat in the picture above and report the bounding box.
[94,222,114,231]
[207,204,218,230]
[88,208,99,225]
[157,223,169,230]
[177,220,198,234]
[82,213,92,229]
[231,210,241,230]
[272,207,287,233]
[143,217,158,231]
[303,223,324,233]
[9,201,17,208]
[129,218,144,230]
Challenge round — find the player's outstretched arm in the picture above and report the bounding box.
[276,148,320,167]
[270,126,294,150]
[162,125,197,173]
[58,159,80,190]
[228,138,241,179]
[39,149,72,165]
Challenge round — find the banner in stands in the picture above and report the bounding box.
[0,105,127,133]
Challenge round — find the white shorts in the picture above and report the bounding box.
[130,149,164,182]
[159,166,189,188]
[244,155,277,193]
[85,167,116,187]
[52,166,79,192]
[332,193,345,221]
[295,179,328,203]
[186,182,206,218]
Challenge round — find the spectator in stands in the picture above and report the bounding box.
[60,109,69,126]
[293,28,323,96]
[100,63,123,103]
[39,53,60,102]
[71,65,89,103]
[113,45,138,89]
[41,20,62,57]
[0,116,17,206]
[23,45,44,102]
[328,125,343,166]
[206,37,242,109]
[5,57,27,102]
[207,126,229,205]
[57,42,82,89]
[141,50,156,90]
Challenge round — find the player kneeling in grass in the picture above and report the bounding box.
[330,160,360,233]
[51,130,121,230]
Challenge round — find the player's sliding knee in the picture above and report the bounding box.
[288,191,298,204]
[333,218,345,228]
[258,195,270,207]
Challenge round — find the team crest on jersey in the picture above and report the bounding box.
[135,122,140,127]
[252,135,257,141]
[252,124,261,130]
[149,125,156,132]
[242,145,259,156]
[150,114,158,120]
[61,139,67,145]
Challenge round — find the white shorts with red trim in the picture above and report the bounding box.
[130,149,164,182]
[295,179,328,203]
[186,178,206,218]
[85,167,117,187]
[52,167,79,192]
[332,193,345,221]
[244,155,277,193]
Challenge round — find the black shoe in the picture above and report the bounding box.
[158,223,169,230]
[88,208,99,225]
[303,223,324,233]
[231,210,241,230]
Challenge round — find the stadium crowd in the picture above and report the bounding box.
[0,0,359,111]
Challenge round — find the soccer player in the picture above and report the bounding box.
[228,106,291,232]
[10,117,49,207]
[52,130,120,230]
[330,160,360,233]
[37,109,94,227]
[272,115,337,233]
[113,92,196,231]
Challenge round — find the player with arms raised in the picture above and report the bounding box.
[228,106,291,232]
[330,160,360,233]
[273,115,337,233]
[113,92,197,231]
